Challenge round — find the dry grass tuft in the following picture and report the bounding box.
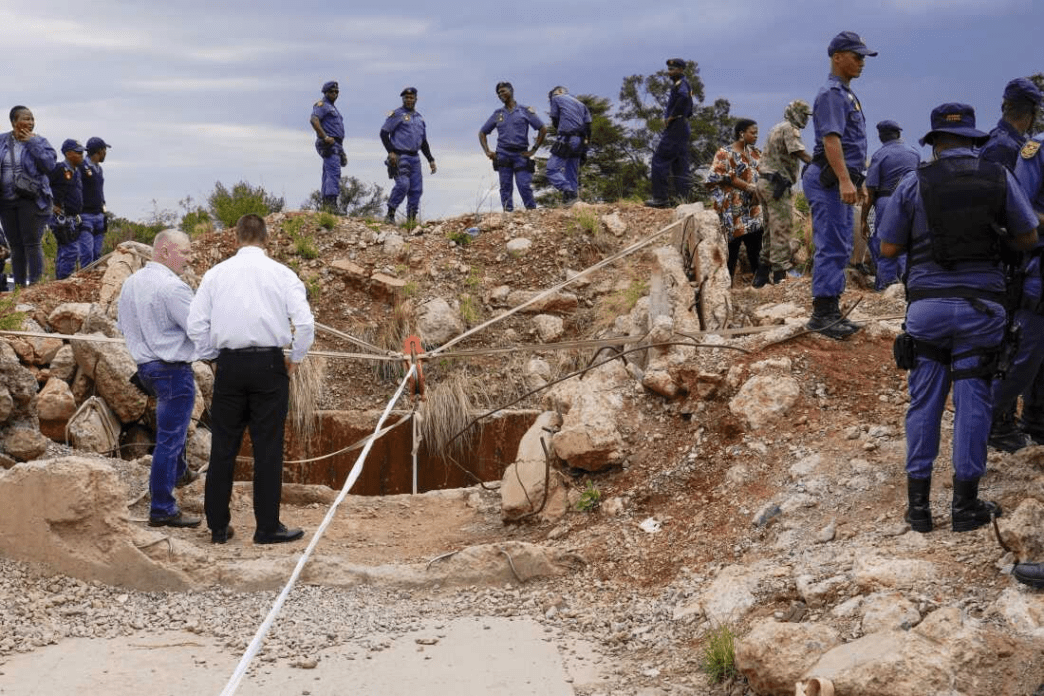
[289,356,326,443]
[419,370,482,458]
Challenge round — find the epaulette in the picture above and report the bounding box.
[526,106,536,114]
[314,100,324,108]
[1021,140,1041,160]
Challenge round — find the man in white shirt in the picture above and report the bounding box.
[187,214,315,545]
[117,229,201,528]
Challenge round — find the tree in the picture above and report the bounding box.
[207,180,285,229]
[1030,73,1044,137]
[303,176,388,218]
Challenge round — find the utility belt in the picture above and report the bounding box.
[50,213,82,245]
[500,144,528,153]
[763,171,793,201]
[82,206,104,215]
[493,149,536,173]
[393,149,418,156]
[811,153,865,189]
[550,135,586,159]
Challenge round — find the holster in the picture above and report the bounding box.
[818,164,865,190]
[893,332,917,371]
[768,172,791,201]
[51,220,79,246]
[385,158,398,179]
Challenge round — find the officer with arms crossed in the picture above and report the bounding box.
[381,87,436,226]
[546,86,592,206]
[861,120,920,290]
[80,136,111,263]
[803,31,877,339]
[878,103,1038,534]
[310,81,347,211]
[118,229,201,529]
[645,58,693,209]
[479,82,547,213]
[188,214,315,545]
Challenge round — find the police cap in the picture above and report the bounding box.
[400,86,417,97]
[1003,77,1043,106]
[85,137,111,153]
[61,139,85,154]
[322,80,338,93]
[665,58,686,69]
[827,31,877,57]
[876,120,902,134]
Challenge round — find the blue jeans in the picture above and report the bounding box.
[905,298,1005,480]
[137,361,195,517]
[803,163,854,299]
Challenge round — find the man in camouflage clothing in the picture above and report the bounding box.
[753,100,813,287]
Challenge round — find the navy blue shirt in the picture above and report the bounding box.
[311,97,344,140]
[811,74,868,172]
[49,160,83,215]
[80,158,105,212]
[664,77,693,121]
[979,118,1026,172]
[877,147,1037,295]
[480,104,545,151]
[381,107,428,153]
[549,94,591,135]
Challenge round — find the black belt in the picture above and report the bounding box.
[557,131,581,137]
[220,346,282,354]
[82,207,103,214]
[500,145,528,153]
[141,360,190,367]
[394,149,418,156]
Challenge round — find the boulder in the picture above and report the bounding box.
[186,427,211,471]
[523,357,551,392]
[735,620,842,696]
[71,334,146,423]
[729,374,801,429]
[48,344,77,382]
[37,377,77,442]
[601,212,627,237]
[998,498,1044,561]
[549,361,628,471]
[501,412,567,521]
[0,341,39,423]
[13,317,63,366]
[192,361,214,406]
[418,297,464,347]
[671,204,731,330]
[506,238,533,256]
[2,427,49,462]
[860,592,922,633]
[699,564,770,625]
[47,302,94,335]
[532,314,564,342]
[66,396,120,455]
[98,241,151,316]
[0,386,11,423]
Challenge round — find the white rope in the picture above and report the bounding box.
[218,363,417,696]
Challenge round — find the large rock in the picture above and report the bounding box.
[186,426,211,471]
[98,241,151,316]
[699,564,770,624]
[37,377,77,442]
[2,427,49,462]
[10,317,63,366]
[729,374,801,429]
[192,361,214,406]
[999,498,1044,561]
[852,555,938,590]
[48,344,77,382]
[672,204,731,330]
[47,302,94,335]
[0,386,11,423]
[532,314,564,342]
[547,361,628,471]
[67,396,120,454]
[71,334,147,423]
[0,341,39,424]
[417,297,464,347]
[501,412,567,521]
[735,620,842,696]
[860,592,921,633]
[506,290,578,314]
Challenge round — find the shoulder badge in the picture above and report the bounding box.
[314,100,324,108]
[64,169,72,180]
[526,106,536,114]
[403,115,410,122]
[387,110,395,117]
[1022,140,1041,159]
[497,112,504,122]
[84,168,93,177]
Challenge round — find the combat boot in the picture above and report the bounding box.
[1019,407,1044,446]
[905,475,932,533]
[988,408,1029,453]
[951,476,1002,532]
[806,297,859,340]
[385,207,396,224]
[562,190,578,207]
[752,265,771,288]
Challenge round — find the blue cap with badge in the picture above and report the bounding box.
[919,103,988,147]
[1003,77,1043,106]
[827,31,877,57]
[400,87,417,97]
[61,139,85,153]
[322,81,338,93]
[665,58,686,69]
[85,137,111,153]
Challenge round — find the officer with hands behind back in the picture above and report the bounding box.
[310,81,347,211]
[878,103,1038,535]
[645,58,694,209]
[48,139,92,280]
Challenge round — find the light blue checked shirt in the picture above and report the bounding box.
[117,261,198,364]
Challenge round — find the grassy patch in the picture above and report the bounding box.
[699,624,737,683]
[447,229,472,246]
[317,212,337,230]
[0,291,26,330]
[459,294,480,325]
[575,480,601,512]
[571,208,601,235]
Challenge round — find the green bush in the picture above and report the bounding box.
[207,180,284,229]
[0,291,26,330]
[575,481,601,512]
[180,207,214,237]
[317,212,337,230]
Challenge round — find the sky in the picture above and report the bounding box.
[2,0,1039,224]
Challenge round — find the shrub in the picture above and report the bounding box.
[575,481,601,512]
[180,207,214,237]
[700,624,737,683]
[459,294,480,325]
[316,212,337,230]
[207,180,284,229]
[0,291,26,331]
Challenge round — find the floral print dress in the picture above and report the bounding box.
[708,144,762,239]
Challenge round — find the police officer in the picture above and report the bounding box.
[48,139,92,280]
[479,82,547,212]
[645,58,693,209]
[310,80,346,210]
[546,86,592,206]
[979,77,1042,171]
[803,32,876,339]
[381,87,436,226]
[80,136,111,263]
[878,103,1038,534]
[861,120,920,290]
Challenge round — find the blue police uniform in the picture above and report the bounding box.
[979,119,1027,172]
[47,159,92,280]
[878,148,1037,482]
[312,95,345,200]
[802,73,868,300]
[80,157,106,262]
[546,92,592,201]
[866,136,920,288]
[480,104,545,211]
[649,76,693,203]
[381,105,433,220]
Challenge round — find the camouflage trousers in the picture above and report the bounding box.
[756,177,796,272]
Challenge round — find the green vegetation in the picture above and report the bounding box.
[304,176,387,218]
[699,624,737,683]
[465,265,483,289]
[207,180,284,229]
[575,481,601,512]
[282,216,306,238]
[571,208,600,235]
[316,212,337,230]
[304,274,322,301]
[295,236,318,260]
[0,291,26,331]
[459,294,480,325]
[401,281,418,297]
[447,229,472,246]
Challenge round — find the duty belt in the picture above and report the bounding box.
[394,149,418,156]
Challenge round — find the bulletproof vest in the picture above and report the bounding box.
[910,156,1007,269]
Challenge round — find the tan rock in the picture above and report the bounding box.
[47,302,94,335]
[502,412,566,521]
[72,335,146,423]
[506,290,578,314]
[98,241,151,315]
[2,427,49,462]
[999,498,1044,561]
[67,396,120,455]
[729,374,801,429]
[49,344,76,381]
[37,378,77,442]
[0,386,11,424]
[735,620,842,696]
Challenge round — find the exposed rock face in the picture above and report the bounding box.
[523,357,551,392]
[735,620,842,696]
[729,365,801,430]
[506,238,533,256]
[47,302,94,335]
[98,241,151,316]
[532,314,564,342]
[48,344,77,382]
[999,498,1044,561]
[546,361,628,472]
[417,298,464,347]
[672,203,731,330]
[2,427,49,462]
[501,412,566,522]
[601,211,627,237]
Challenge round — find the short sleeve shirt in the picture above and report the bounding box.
[811,74,868,171]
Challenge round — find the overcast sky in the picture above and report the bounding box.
[2,0,1037,223]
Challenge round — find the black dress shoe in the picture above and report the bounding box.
[149,511,202,528]
[1013,562,1044,589]
[644,198,670,209]
[253,523,304,545]
[211,525,235,544]
[175,469,200,488]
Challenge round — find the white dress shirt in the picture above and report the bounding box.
[187,246,315,363]
[117,261,198,364]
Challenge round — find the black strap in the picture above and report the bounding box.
[906,286,1007,305]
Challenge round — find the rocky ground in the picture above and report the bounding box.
[2,202,1044,695]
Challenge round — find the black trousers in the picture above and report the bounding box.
[204,348,289,533]
[727,229,764,278]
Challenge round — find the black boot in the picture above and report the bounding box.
[323,196,338,212]
[951,476,1001,532]
[385,207,396,224]
[752,265,771,288]
[988,406,1029,452]
[806,297,859,340]
[905,475,932,533]
[1019,407,1044,446]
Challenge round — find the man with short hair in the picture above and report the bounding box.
[980,77,1042,171]
[80,136,111,263]
[802,31,876,339]
[310,81,346,211]
[118,229,201,529]
[546,86,592,206]
[861,120,920,290]
[48,139,92,279]
[878,103,1038,534]
[188,214,314,545]
[381,87,436,226]
[754,100,813,287]
[479,82,547,212]
[645,58,694,209]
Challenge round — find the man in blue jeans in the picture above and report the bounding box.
[118,228,201,528]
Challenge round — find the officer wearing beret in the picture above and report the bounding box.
[979,77,1042,172]
[48,139,92,280]
[310,81,346,210]
[802,31,876,339]
[645,58,694,209]
[381,87,436,226]
[546,86,592,206]
[878,103,1038,534]
[479,82,547,212]
[861,120,920,290]
[80,136,111,263]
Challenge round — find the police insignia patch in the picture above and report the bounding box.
[403,115,410,122]
[526,106,536,114]
[1022,140,1041,159]
[314,100,324,107]
[387,111,394,117]
[64,170,72,180]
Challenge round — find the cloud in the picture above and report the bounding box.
[882,0,1032,13]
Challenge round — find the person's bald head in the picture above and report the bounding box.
[153,229,192,274]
